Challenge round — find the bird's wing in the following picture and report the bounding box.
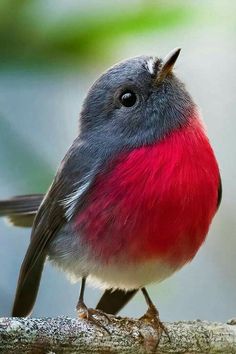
[12,183,67,316]
[12,140,99,316]
[0,194,44,227]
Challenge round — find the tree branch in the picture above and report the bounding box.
[0,314,236,353]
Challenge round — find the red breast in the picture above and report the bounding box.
[75,116,220,270]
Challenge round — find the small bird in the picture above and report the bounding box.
[0,49,221,330]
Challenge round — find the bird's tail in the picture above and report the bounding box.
[96,289,138,315]
[0,194,44,227]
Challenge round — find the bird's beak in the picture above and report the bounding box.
[156,48,181,83]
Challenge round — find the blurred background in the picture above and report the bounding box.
[0,0,235,322]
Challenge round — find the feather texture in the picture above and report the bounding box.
[75,119,220,269]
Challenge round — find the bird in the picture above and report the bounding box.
[0,48,221,332]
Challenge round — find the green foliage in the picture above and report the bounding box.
[0,1,192,68]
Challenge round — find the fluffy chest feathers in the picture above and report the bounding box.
[75,119,220,268]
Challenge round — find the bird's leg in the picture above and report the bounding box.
[76,277,89,318]
[76,277,110,333]
[140,287,170,342]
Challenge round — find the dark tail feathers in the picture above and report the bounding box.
[96,289,138,315]
[0,194,44,227]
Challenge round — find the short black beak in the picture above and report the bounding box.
[156,48,181,82]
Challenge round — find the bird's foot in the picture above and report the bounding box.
[90,307,112,321]
[140,304,170,343]
[76,301,110,333]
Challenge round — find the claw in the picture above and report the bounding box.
[89,307,112,322]
[140,304,170,344]
[77,301,110,334]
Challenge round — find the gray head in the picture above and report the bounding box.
[80,48,196,149]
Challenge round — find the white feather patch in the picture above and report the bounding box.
[62,175,92,220]
[146,57,155,75]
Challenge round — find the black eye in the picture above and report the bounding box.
[119,91,137,107]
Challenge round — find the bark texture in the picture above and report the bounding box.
[0,315,236,353]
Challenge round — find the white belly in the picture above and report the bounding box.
[48,225,177,290]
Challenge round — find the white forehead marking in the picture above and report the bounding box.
[146,57,155,75]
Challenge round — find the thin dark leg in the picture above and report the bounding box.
[141,287,170,343]
[76,277,86,309]
[142,287,159,315]
[76,277,110,333]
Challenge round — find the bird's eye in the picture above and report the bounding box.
[119,91,137,107]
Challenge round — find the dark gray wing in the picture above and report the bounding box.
[12,140,98,316]
[12,182,67,316]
